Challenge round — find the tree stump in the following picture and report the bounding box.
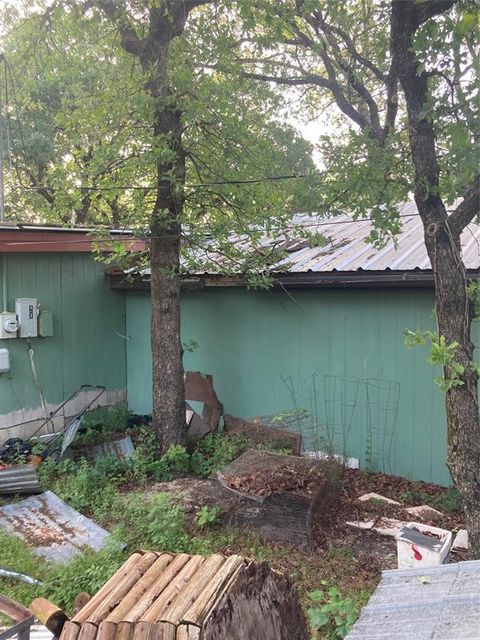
[60,550,309,640]
[217,449,341,548]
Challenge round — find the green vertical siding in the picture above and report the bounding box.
[0,253,127,418]
[126,287,468,486]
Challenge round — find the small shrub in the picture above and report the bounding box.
[190,434,249,477]
[435,487,461,513]
[195,505,222,529]
[162,445,190,477]
[39,457,122,519]
[308,586,358,639]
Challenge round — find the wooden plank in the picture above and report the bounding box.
[140,557,206,624]
[182,556,245,626]
[96,621,117,640]
[105,554,173,623]
[115,622,132,640]
[123,555,191,623]
[131,622,156,640]
[176,624,200,640]
[86,553,159,624]
[0,595,32,622]
[29,597,69,636]
[161,555,225,625]
[77,622,98,640]
[60,622,81,640]
[73,553,145,623]
[158,623,176,640]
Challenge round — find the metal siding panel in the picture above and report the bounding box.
[0,252,126,427]
[172,288,452,484]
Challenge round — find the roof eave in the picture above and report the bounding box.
[109,269,480,291]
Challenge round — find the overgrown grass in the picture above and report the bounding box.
[1,419,370,637]
[399,486,461,513]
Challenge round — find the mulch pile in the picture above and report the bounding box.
[219,448,334,499]
[226,465,325,497]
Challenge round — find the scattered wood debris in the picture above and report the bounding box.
[357,493,400,506]
[185,371,224,442]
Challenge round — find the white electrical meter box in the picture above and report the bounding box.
[0,347,10,372]
[15,298,39,338]
[0,312,18,339]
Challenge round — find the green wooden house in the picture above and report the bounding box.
[1,202,479,485]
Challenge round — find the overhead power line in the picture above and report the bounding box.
[10,173,316,193]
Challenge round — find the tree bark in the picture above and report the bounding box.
[149,100,187,450]
[391,0,480,557]
[91,0,202,450]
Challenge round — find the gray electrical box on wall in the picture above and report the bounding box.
[38,309,54,337]
[15,298,39,338]
[0,348,10,372]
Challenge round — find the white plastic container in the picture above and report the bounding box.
[396,522,452,569]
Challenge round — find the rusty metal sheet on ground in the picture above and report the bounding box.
[0,491,113,563]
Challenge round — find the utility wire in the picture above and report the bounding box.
[10,173,317,192]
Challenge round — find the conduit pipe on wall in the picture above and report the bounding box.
[2,252,7,311]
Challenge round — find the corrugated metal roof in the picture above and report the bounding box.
[128,201,480,278]
[0,491,113,562]
[90,436,135,461]
[236,202,480,273]
[346,559,480,639]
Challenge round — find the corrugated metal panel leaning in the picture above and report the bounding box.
[0,465,41,495]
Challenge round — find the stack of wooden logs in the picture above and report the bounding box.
[35,550,308,640]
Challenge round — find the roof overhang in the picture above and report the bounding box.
[108,269,480,291]
[0,226,146,253]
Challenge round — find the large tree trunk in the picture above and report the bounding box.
[149,100,187,451]
[150,224,186,451]
[392,0,480,557]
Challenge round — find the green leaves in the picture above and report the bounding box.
[404,329,468,392]
[307,586,359,638]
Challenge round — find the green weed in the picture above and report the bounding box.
[195,505,222,529]
[308,585,359,639]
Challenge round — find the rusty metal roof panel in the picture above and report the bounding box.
[0,491,113,562]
